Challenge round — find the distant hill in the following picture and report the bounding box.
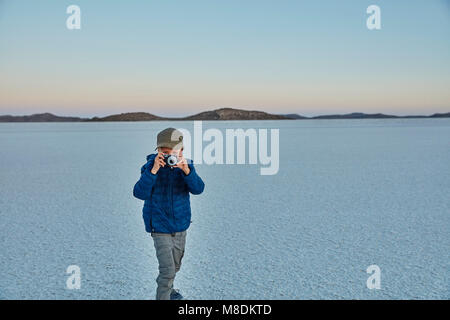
[0,109,449,122]
[282,113,309,119]
[429,112,450,118]
[182,108,288,120]
[310,112,450,119]
[0,112,85,122]
[86,112,164,121]
[311,112,398,119]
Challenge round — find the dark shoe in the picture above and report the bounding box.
[170,288,183,300]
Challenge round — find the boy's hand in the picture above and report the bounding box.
[175,156,190,175]
[151,152,165,174]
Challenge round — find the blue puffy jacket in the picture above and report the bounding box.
[133,153,205,233]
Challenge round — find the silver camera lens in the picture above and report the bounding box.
[167,155,178,166]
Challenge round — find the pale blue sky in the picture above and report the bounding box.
[0,0,449,117]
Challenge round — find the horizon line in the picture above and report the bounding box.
[1,108,450,119]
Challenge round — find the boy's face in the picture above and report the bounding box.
[159,147,183,157]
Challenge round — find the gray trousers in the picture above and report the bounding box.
[151,230,187,300]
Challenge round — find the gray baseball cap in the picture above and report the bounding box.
[155,127,184,150]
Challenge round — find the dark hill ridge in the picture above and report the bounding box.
[0,112,86,122]
[87,112,165,121]
[0,109,449,122]
[282,112,450,119]
[183,108,287,120]
[311,112,398,119]
[429,112,450,118]
[282,113,309,119]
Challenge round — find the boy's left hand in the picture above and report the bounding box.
[175,156,190,175]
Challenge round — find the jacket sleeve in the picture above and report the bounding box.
[183,163,205,195]
[133,160,157,200]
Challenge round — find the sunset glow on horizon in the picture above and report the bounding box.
[1,0,449,118]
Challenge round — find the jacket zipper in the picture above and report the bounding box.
[170,167,175,232]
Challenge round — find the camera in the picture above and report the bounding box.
[163,154,179,166]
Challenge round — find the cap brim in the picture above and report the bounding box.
[156,143,183,150]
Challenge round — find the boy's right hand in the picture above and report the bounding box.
[151,152,165,175]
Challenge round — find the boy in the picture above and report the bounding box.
[133,127,205,300]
